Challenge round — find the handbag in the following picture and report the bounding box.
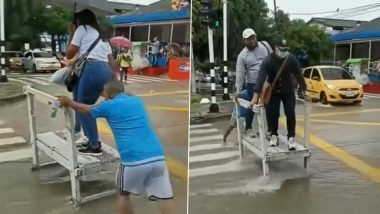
[65,37,101,92]
[259,56,288,105]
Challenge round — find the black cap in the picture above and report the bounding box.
[272,38,289,51]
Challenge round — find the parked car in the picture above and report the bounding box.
[303,66,363,104]
[0,51,24,70]
[22,51,61,73]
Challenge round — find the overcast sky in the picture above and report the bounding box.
[264,0,380,21]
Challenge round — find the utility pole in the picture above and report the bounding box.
[273,0,277,26]
[222,0,230,100]
[0,0,7,83]
[199,0,219,112]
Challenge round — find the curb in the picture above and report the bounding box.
[0,93,26,103]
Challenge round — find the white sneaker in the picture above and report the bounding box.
[75,135,89,145]
[244,129,258,138]
[288,137,296,150]
[269,135,279,147]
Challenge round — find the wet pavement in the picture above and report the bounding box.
[0,72,188,214]
[189,96,380,214]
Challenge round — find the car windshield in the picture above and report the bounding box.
[34,52,53,58]
[1,52,23,57]
[320,67,353,80]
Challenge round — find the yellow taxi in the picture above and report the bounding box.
[302,66,363,104]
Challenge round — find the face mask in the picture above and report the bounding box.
[276,48,289,59]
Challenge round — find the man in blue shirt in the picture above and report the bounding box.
[57,80,173,214]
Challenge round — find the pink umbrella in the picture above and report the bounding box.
[110,36,132,48]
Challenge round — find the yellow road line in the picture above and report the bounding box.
[138,90,189,97]
[298,109,380,118]
[280,118,380,182]
[298,119,380,126]
[148,106,188,112]
[96,120,188,182]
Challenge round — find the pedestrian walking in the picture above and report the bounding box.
[117,47,132,82]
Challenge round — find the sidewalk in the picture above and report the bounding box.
[0,80,25,102]
[190,93,235,121]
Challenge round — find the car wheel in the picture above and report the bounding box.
[32,64,37,73]
[320,92,329,105]
[353,100,362,104]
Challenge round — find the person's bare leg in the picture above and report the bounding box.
[223,126,234,143]
[158,199,174,214]
[117,193,134,214]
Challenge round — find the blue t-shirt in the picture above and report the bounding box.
[90,93,164,166]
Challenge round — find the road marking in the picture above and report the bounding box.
[364,93,380,98]
[189,143,230,152]
[96,120,188,182]
[0,137,26,146]
[0,148,32,162]
[130,75,178,82]
[128,75,165,82]
[19,78,50,86]
[190,123,212,129]
[148,106,188,112]
[189,151,239,163]
[298,119,380,126]
[126,78,151,83]
[190,135,223,143]
[280,118,380,182]
[0,128,15,134]
[189,159,251,178]
[190,128,219,135]
[297,109,380,118]
[33,77,51,82]
[138,90,189,97]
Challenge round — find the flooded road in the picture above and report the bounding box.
[189,97,380,214]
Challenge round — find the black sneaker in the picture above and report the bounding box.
[78,142,102,149]
[78,147,102,156]
[77,143,89,149]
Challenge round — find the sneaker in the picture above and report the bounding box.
[288,137,296,151]
[74,132,81,140]
[269,135,279,147]
[244,129,257,138]
[78,147,102,156]
[75,135,89,145]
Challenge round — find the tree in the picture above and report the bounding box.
[285,19,333,65]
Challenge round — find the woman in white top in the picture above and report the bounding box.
[65,9,114,156]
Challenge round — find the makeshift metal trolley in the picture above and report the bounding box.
[236,97,312,176]
[24,86,120,205]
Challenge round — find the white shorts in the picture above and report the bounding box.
[116,160,173,201]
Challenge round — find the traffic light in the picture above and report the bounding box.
[199,0,212,25]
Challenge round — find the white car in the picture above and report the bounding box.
[22,51,61,73]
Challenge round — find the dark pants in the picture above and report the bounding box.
[265,92,296,138]
[152,54,159,66]
[120,67,129,82]
[245,83,255,130]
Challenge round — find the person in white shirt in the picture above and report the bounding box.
[65,9,115,156]
[151,36,161,67]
